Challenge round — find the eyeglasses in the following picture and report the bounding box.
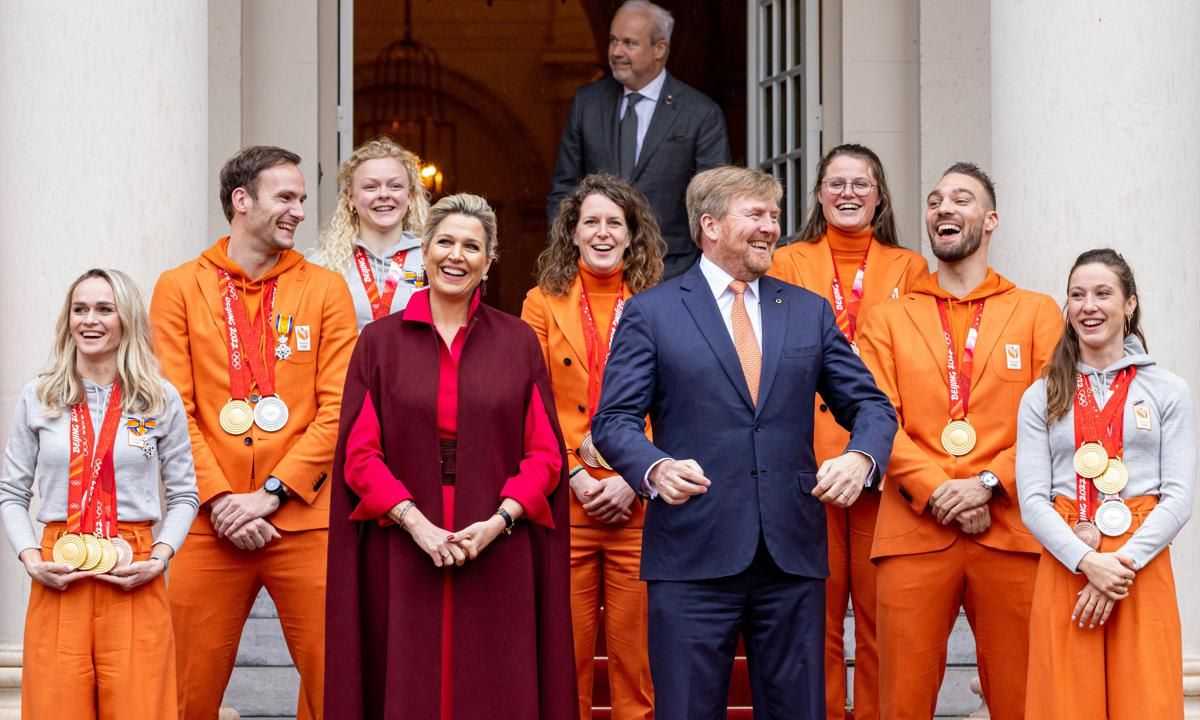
[822,178,877,197]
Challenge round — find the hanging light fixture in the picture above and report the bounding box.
[358,0,457,196]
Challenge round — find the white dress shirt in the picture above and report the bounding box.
[698,255,763,349]
[618,68,667,165]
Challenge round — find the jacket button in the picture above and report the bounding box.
[819,404,828,413]
[578,404,587,413]
[563,357,572,366]
[750,469,759,478]
[754,424,763,432]
[243,437,253,446]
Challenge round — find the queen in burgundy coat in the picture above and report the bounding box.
[324,194,575,720]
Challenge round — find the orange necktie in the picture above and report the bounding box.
[729,280,761,405]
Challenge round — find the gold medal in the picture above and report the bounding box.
[594,448,613,471]
[1094,458,1128,496]
[220,399,254,435]
[78,534,103,571]
[940,419,977,456]
[112,536,134,569]
[1072,442,1108,478]
[579,434,601,469]
[52,533,87,569]
[92,538,118,575]
[1072,520,1101,550]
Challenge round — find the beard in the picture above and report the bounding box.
[929,222,983,263]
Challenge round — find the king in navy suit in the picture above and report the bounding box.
[548,0,730,280]
[592,166,898,719]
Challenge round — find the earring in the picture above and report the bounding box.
[481,275,489,295]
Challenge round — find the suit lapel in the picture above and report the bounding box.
[755,279,786,414]
[904,295,950,386]
[273,260,312,324]
[970,292,1017,378]
[631,75,681,181]
[866,244,911,302]
[679,266,755,411]
[195,256,228,335]
[545,281,588,366]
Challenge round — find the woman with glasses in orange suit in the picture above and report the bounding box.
[768,144,928,720]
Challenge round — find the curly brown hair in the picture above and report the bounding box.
[537,174,666,296]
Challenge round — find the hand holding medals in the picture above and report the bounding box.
[50,382,136,577]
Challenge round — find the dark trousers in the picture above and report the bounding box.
[647,539,826,720]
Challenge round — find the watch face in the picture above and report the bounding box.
[981,473,998,488]
[265,477,281,492]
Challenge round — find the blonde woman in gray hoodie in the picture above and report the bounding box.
[1016,248,1195,720]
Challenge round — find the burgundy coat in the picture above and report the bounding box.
[324,302,575,719]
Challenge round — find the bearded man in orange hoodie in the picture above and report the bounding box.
[856,163,1061,720]
[150,146,358,720]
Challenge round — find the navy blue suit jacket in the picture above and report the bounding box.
[592,264,898,582]
[547,73,730,276]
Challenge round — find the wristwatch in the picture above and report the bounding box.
[264,476,290,506]
[978,470,1000,493]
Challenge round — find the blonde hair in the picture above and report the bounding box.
[37,269,166,418]
[686,166,783,247]
[314,136,430,273]
[423,193,500,263]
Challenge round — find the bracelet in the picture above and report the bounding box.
[396,501,417,529]
[568,465,586,478]
[495,507,515,535]
[148,554,170,569]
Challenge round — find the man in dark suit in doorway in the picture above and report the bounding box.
[548,0,731,280]
[593,166,898,719]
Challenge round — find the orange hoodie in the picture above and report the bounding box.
[856,269,1062,559]
[150,238,358,532]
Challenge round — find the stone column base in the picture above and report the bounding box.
[0,644,22,720]
[1184,654,1200,718]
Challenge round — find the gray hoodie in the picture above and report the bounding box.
[1016,335,1196,572]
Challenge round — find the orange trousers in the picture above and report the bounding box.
[23,522,176,720]
[876,536,1037,720]
[571,524,654,720]
[169,528,327,720]
[825,492,880,720]
[1025,496,1182,719]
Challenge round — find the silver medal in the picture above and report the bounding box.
[1095,498,1133,537]
[253,395,289,432]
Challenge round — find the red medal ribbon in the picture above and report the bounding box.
[217,269,279,398]
[828,239,870,343]
[935,299,986,419]
[67,381,124,537]
[353,246,409,321]
[579,281,625,419]
[1072,366,1137,520]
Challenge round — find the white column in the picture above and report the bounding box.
[0,2,208,715]
[991,3,1200,715]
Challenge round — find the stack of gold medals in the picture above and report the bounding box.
[53,381,134,574]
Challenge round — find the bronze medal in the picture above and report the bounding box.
[111,536,134,569]
[1095,499,1133,537]
[940,419,977,456]
[579,433,601,469]
[1072,442,1108,479]
[220,399,254,435]
[1093,458,1128,496]
[78,534,103,571]
[92,538,118,575]
[1072,520,1101,550]
[52,533,87,569]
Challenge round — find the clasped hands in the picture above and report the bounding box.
[20,543,174,592]
[929,476,993,535]
[1072,551,1137,630]
[570,468,636,523]
[393,502,508,569]
[211,489,282,551]
[648,452,872,508]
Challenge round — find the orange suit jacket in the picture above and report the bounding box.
[150,243,358,533]
[769,239,929,464]
[522,281,645,528]
[856,271,1062,559]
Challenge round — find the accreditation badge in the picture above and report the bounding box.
[1133,401,1152,430]
[295,325,311,352]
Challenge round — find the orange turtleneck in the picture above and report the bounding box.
[826,225,874,289]
[578,260,624,340]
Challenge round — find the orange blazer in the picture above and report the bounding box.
[856,270,1062,559]
[769,239,929,464]
[150,240,358,533]
[522,281,646,528]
